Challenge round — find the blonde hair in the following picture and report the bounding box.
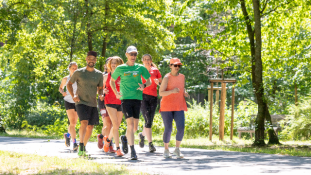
[107,56,124,72]
[142,54,157,68]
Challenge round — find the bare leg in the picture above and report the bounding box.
[66,109,78,140]
[102,117,112,136]
[107,107,122,147]
[143,127,153,143]
[133,118,139,133]
[79,120,88,143]
[126,118,135,145]
[164,143,169,150]
[176,141,181,148]
[83,125,94,146]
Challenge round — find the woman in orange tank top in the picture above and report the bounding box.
[159,58,189,159]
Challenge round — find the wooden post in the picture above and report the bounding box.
[216,90,220,107]
[219,82,226,140]
[230,84,235,140]
[209,83,213,141]
[208,90,211,102]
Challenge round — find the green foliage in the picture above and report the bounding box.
[25,102,67,127]
[280,95,311,140]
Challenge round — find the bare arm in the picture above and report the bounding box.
[67,81,74,97]
[159,77,179,96]
[110,77,122,99]
[59,77,67,96]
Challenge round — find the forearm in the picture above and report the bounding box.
[145,78,152,87]
[67,84,74,97]
[110,79,118,95]
[98,87,103,96]
[59,87,64,94]
[159,89,175,97]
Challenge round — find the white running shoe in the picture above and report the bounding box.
[173,147,184,158]
[163,149,171,158]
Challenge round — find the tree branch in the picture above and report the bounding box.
[260,0,269,14]
[261,0,293,17]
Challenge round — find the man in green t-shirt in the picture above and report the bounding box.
[110,46,151,160]
[67,51,104,157]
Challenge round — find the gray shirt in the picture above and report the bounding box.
[70,67,103,107]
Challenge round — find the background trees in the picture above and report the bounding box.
[1,0,310,143]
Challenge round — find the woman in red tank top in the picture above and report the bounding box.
[102,56,124,157]
[159,58,190,159]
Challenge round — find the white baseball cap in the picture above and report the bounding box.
[126,46,138,53]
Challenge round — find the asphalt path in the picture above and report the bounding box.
[1,136,311,174]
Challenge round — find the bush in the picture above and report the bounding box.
[26,102,67,127]
[280,95,311,140]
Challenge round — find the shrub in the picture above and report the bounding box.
[280,95,311,140]
[26,102,67,127]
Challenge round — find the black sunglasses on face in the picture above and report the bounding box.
[129,53,137,56]
[170,64,182,68]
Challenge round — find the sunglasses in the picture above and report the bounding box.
[129,53,137,56]
[170,64,182,68]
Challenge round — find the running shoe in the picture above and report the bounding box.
[149,143,156,152]
[73,143,79,151]
[103,136,111,152]
[173,147,184,158]
[138,132,145,148]
[108,146,116,153]
[163,149,171,158]
[78,144,88,157]
[130,150,137,160]
[97,134,104,149]
[120,135,128,154]
[116,149,124,157]
[64,133,70,147]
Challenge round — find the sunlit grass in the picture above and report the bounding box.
[0,150,147,175]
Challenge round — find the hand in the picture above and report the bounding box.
[73,95,80,102]
[62,92,67,96]
[137,83,145,91]
[99,94,105,101]
[154,79,160,85]
[116,92,122,99]
[172,88,180,94]
[103,88,109,94]
[184,91,190,98]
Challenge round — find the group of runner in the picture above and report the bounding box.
[59,46,189,160]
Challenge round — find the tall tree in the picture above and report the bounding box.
[176,0,311,145]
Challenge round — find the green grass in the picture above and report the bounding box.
[0,150,146,175]
[2,129,311,157]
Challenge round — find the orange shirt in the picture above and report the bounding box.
[160,73,187,112]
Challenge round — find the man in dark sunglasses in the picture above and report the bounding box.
[110,45,151,160]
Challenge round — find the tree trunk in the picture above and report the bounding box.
[85,0,92,51]
[265,103,281,144]
[295,82,298,106]
[252,0,266,146]
[252,0,280,145]
[69,6,78,62]
[100,36,107,72]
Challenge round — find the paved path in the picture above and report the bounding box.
[1,136,311,174]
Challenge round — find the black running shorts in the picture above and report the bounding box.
[76,104,99,125]
[141,94,158,128]
[121,99,141,119]
[64,101,76,111]
[106,104,122,111]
